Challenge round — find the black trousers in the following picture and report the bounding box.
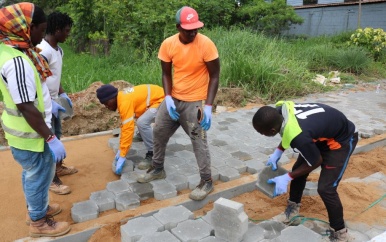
[289,132,358,231]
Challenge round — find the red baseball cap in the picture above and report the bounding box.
[175,6,204,30]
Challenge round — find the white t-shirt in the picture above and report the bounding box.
[37,39,63,99]
[1,53,52,128]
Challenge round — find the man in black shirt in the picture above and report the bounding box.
[252,101,358,242]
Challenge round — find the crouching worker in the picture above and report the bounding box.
[252,101,358,242]
[96,84,164,174]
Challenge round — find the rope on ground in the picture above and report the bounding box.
[350,193,386,219]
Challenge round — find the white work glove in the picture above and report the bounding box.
[267,173,293,197]
[200,105,212,131]
[266,148,284,171]
[115,156,126,175]
[47,135,66,163]
[165,95,180,121]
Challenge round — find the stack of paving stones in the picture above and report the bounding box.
[68,88,386,241]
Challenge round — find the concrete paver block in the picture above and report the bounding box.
[130,182,154,200]
[71,200,99,223]
[121,216,164,242]
[224,157,247,173]
[121,171,144,184]
[165,173,189,191]
[106,180,131,196]
[242,222,265,242]
[137,230,180,242]
[171,219,213,242]
[153,205,194,230]
[245,159,265,174]
[304,181,318,196]
[199,236,227,241]
[177,164,198,177]
[219,166,241,182]
[153,182,177,200]
[277,224,322,242]
[256,220,286,239]
[211,197,248,242]
[89,190,115,212]
[115,191,140,211]
[256,166,288,198]
[188,173,201,190]
[231,151,252,161]
[211,167,220,181]
[112,159,134,174]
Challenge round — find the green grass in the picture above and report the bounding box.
[60,27,386,102]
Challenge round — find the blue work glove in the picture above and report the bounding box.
[266,148,284,171]
[267,173,293,197]
[115,150,121,161]
[47,135,66,163]
[200,105,212,131]
[165,95,179,121]
[52,100,66,119]
[115,156,126,175]
[60,92,73,108]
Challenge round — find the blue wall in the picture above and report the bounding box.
[284,2,386,36]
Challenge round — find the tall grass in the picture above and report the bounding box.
[60,27,385,102]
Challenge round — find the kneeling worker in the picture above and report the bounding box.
[97,84,164,174]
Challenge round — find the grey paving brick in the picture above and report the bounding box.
[219,166,241,182]
[188,173,201,190]
[130,182,154,200]
[255,166,288,198]
[277,224,322,241]
[71,200,99,223]
[304,181,318,196]
[211,167,220,181]
[111,159,134,174]
[256,220,286,239]
[171,219,213,242]
[242,222,265,242]
[224,157,247,173]
[199,236,227,241]
[89,190,115,212]
[165,156,187,168]
[231,151,252,161]
[137,230,180,242]
[121,171,144,184]
[153,205,194,230]
[108,137,119,148]
[177,163,198,177]
[115,191,140,211]
[121,216,164,242]
[245,159,265,174]
[153,182,177,200]
[211,198,248,242]
[347,229,370,242]
[174,150,196,161]
[165,173,189,191]
[106,180,131,196]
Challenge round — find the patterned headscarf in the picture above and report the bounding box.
[0,2,52,81]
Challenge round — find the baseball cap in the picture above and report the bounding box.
[175,6,204,30]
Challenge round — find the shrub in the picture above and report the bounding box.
[349,28,386,61]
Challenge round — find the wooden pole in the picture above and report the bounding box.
[358,0,362,28]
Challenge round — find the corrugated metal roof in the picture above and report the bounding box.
[293,0,386,9]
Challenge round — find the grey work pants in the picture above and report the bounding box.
[137,108,158,152]
[152,98,212,181]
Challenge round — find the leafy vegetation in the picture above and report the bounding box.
[349,28,386,61]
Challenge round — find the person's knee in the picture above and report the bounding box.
[317,184,335,197]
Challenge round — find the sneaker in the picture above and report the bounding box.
[29,215,71,238]
[49,175,71,195]
[273,200,301,224]
[137,151,153,170]
[56,164,78,176]
[26,203,62,225]
[137,166,166,183]
[323,228,351,242]
[189,179,214,201]
[132,132,143,142]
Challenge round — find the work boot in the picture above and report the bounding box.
[49,175,71,195]
[56,164,78,176]
[274,200,301,224]
[189,179,214,201]
[132,132,143,142]
[137,166,166,183]
[137,151,153,170]
[29,215,71,238]
[323,228,351,242]
[26,203,62,225]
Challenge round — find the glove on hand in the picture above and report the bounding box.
[60,92,73,108]
[266,148,284,171]
[200,105,212,131]
[51,100,66,118]
[47,136,66,163]
[165,95,179,121]
[115,156,126,175]
[115,150,121,161]
[267,173,293,197]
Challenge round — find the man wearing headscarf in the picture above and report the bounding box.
[0,3,70,237]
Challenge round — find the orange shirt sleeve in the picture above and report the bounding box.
[117,92,135,158]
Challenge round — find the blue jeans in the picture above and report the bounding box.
[11,143,55,221]
[51,115,62,139]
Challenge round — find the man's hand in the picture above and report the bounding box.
[267,173,293,197]
[52,100,66,118]
[115,150,121,161]
[266,148,284,171]
[47,135,66,163]
[200,105,212,131]
[115,156,126,175]
[165,95,179,121]
[60,93,73,108]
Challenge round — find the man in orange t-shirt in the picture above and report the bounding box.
[97,84,165,175]
[137,6,220,201]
